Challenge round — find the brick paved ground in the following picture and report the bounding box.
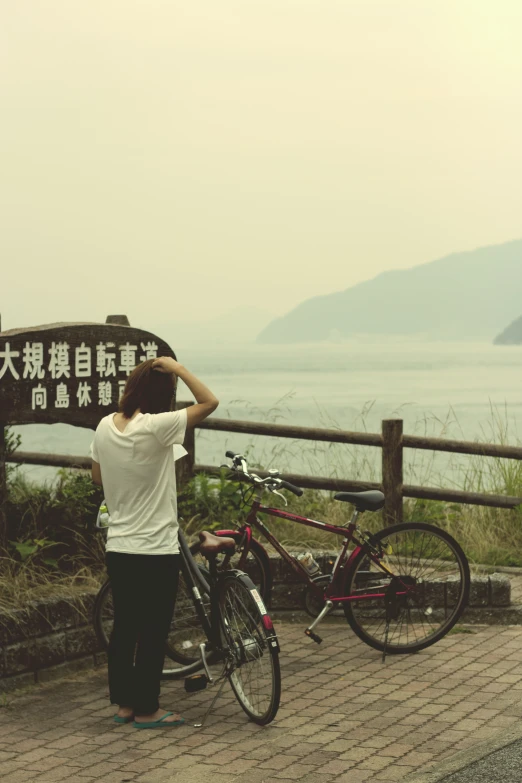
[2,621,522,783]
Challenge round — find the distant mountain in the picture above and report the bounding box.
[494,316,522,345]
[256,239,522,344]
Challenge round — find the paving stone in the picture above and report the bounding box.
[2,622,522,783]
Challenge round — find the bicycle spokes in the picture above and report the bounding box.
[346,524,469,654]
[220,577,279,723]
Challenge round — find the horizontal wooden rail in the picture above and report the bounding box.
[198,418,383,447]
[5,415,522,515]
[8,451,91,470]
[200,416,522,460]
[403,434,522,460]
[403,484,522,509]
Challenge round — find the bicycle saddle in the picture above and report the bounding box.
[198,530,236,555]
[333,490,385,512]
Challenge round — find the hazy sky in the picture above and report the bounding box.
[1,0,521,337]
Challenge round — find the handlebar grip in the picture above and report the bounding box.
[225,450,236,459]
[280,480,303,497]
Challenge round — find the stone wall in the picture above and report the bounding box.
[266,553,512,618]
[0,593,103,692]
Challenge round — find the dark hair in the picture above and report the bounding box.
[119,360,175,418]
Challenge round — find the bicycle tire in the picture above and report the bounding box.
[343,522,470,654]
[219,572,281,725]
[165,562,212,664]
[190,532,272,603]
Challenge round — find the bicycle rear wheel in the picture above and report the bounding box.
[94,569,210,666]
[343,522,470,654]
[220,572,280,725]
[165,563,211,664]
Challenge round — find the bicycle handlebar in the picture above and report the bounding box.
[224,452,303,497]
[279,480,303,497]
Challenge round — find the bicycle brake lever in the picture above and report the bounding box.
[270,488,288,506]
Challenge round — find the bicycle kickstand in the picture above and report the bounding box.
[193,675,228,729]
[185,644,220,729]
[305,600,334,644]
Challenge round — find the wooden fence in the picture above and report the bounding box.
[5,412,522,524]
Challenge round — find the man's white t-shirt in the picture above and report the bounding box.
[90,409,188,555]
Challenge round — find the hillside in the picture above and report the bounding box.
[256,239,522,343]
[494,316,522,345]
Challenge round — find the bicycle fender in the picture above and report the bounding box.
[223,570,281,653]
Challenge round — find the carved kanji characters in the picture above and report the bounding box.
[48,342,71,379]
[96,342,117,377]
[98,381,112,406]
[55,383,70,409]
[119,343,137,375]
[77,381,92,407]
[140,341,158,361]
[75,342,92,378]
[23,342,45,380]
[0,342,21,380]
[32,384,47,410]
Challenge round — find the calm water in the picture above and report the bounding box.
[12,340,522,485]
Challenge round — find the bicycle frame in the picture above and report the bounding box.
[237,497,407,605]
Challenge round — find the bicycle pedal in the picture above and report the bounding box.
[305,629,322,644]
[184,674,208,693]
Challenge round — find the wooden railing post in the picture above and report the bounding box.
[175,401,195,488]
[382,419,403,525]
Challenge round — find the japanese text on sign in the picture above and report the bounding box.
[0,340,158,410]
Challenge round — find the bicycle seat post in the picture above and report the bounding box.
[207,553,218,581]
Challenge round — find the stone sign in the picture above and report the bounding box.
[0,322,176,429]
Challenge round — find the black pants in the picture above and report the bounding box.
[106,552,180,716]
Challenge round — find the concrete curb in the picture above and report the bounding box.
[404,722,522,783]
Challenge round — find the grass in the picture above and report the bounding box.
[0,556,103,616]
[448,626,477,635]
[3,400,522,613]
[0,693,13,709]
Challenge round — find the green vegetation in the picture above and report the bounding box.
[3,398,522,612]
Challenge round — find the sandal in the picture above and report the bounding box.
[133,712,185,729]
[113,714,134,724]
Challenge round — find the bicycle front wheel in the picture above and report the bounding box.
[343,522,470,654]
[220,573,281,725]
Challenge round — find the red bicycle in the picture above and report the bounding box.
[183,452,470,661]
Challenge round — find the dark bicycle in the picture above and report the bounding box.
[94,526,281,725]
